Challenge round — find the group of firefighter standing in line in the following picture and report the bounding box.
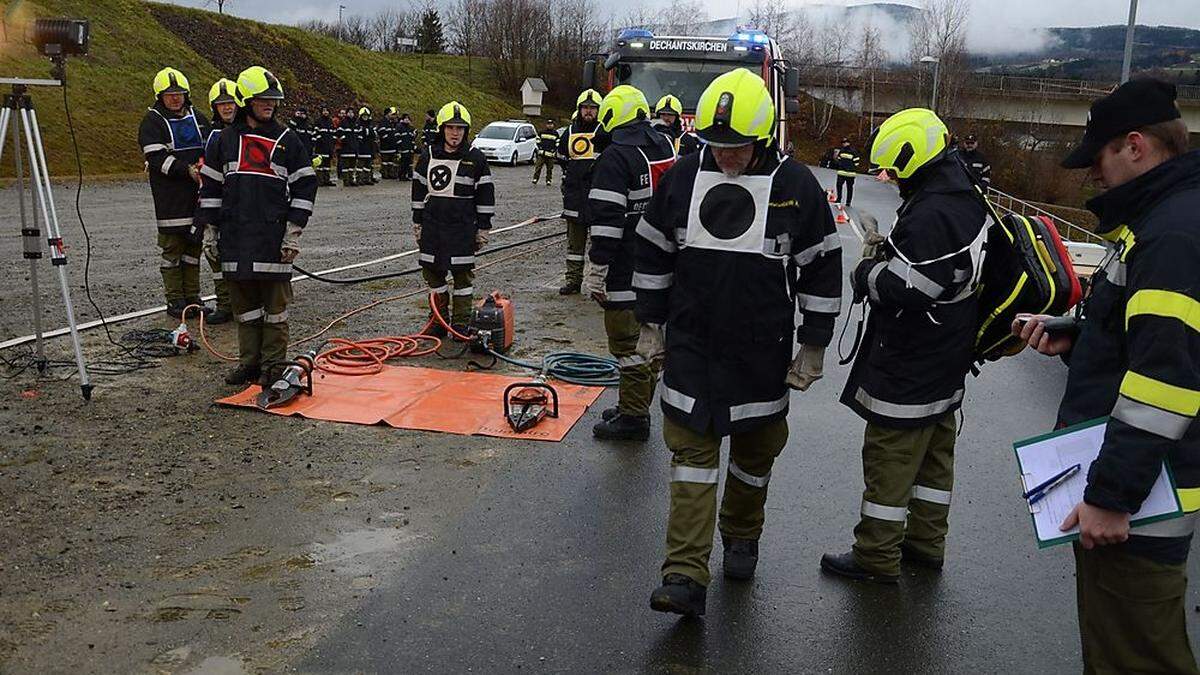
[139,61,1200,672]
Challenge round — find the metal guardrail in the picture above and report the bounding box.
[797,65,1200,102]
[986,186,1104,244]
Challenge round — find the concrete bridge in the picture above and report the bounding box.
[799,66,1200,130]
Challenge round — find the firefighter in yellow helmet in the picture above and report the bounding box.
[531,117,559,185]
[555,88,601,295]
[138,67,211,318]
[412,102,496,335]
[638,68,842,615]
[194,77,240,324]
[195,66,318,386]
[820,107,987,584]
[584,84,675,441]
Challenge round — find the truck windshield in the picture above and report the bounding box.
[620,60,749,111]
[477,125,517,140]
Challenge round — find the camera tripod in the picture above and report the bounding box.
[0,77,91,399]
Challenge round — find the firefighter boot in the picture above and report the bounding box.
[650,573,706,617]
[592,413,650,441]
[601,406,619,421]
[820,551,899,585]
[225,363,261,385]
[722,537,759,581]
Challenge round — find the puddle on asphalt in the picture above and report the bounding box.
[309,528,420,576]
[185,655,248,674]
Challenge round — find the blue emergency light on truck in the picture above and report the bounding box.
[585,27,800,147]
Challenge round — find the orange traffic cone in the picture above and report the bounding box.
[835,204,849,225]
[827,189,837,203]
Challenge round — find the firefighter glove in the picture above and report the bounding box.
[281,222,302,263]
[851,258,878,304]
[786,344,826,391]
[583,261,608,302]
[636,323,665,369]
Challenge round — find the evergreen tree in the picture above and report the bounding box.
[416,9,446,54]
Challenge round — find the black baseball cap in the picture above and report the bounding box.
[1061,78,1181,169]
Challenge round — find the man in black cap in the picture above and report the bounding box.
[959,134,991,187]
[1014,78,1199,673]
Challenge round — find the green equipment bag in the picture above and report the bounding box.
[974,211,1083,362]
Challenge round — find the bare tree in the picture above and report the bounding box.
[655,0,708,35]
[907,0,969,116]
[206,0,234,14]
[746,0,810,60]
[447,0,487,80]
[857,21,885,136]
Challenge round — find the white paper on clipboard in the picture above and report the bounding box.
[1014,419,1181,547]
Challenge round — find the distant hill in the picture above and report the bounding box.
[975,25,1200,81]
[0,0,522,175]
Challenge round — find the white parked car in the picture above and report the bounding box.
[473,120,539,166]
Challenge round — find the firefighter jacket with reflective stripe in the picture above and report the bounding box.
[586,122,676,310]
[313,114,336,156]
[378,119,400,153]
[356,120,377,157]
[288,118,315,157]
[422,121,438,148]
[195,117,318,282]
[537,129,559,157]
[396,123,417,153]
[637,147,843,436]
[337,117,360,157]
[412,142,495,271]
[556,117,600,220]
[958,148,991,186]
[840,156,987,429]
[835,146,860,177]
[139,101,211,234]
[650,118,684,155]
[678,132,701,157]
[1056,150,1200,563]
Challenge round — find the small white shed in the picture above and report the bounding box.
[520,78,549,116]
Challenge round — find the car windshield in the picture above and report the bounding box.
[619,60,749,111]
[477,125,517,141]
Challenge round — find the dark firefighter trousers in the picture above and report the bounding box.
[662,415,789,587]
[422,267,476,327]
[603,308,656,417]
[1074,542,1199,674]
[852,413,956,575]
[563,216,587,288]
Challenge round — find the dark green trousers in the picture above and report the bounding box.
[422,267,476,326]
[662,415,789,586]
[563,216,587,287]
[852,413,956,575]
[158,232,201,305]
[532,154,554,182]
[603,308,656,417]
[203,245,231,312]
[1074,542,1199,674]
[227,280,292,371]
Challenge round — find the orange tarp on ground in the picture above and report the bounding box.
[216,364,604,442]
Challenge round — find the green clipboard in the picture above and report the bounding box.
[1012,417,1183,549]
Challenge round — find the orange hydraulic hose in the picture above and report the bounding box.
[191,239,561,376]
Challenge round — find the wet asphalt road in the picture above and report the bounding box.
[299,167,1200,673]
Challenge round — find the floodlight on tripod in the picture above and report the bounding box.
[0,18,92,399]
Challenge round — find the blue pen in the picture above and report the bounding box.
[1027,464,1082,506]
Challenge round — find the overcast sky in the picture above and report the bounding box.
[162,0,1200,30]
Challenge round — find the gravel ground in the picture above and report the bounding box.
[0,163,606,673]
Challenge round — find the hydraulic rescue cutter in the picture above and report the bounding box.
[504,380,559,433]
[257,347,318,409]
